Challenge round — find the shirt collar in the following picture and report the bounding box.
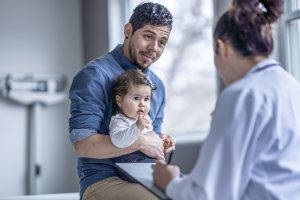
[247,58,280,75]
[110,44,149,73]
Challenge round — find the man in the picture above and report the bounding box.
[69,2,175,200]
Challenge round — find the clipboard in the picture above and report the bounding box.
[115,162,170,200]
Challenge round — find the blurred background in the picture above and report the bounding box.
[0,0,299,197]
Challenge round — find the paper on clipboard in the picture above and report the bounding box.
[115,163,170,200]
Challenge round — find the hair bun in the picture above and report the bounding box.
[232,0,283,25]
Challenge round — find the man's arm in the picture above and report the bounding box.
[74,131,165,159]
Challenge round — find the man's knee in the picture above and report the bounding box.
[82,177,159,200]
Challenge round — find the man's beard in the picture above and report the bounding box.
[129,44,149,71]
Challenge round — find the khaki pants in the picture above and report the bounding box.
[82,176,159,200]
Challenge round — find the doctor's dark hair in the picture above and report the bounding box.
[129,2,173,33]
[111,70,153,114]
[214,0,283,57]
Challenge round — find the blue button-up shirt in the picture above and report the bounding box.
[69,45,166,197]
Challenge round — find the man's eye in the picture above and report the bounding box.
[159,41,166,47]
[144,34,152,40]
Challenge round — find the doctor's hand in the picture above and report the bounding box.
[152,159,180,191]
[134,131,164,160]
[160,133,175,154]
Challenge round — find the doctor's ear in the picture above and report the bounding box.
[214,41,220,54]
[216,39,229,57]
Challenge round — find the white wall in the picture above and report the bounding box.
[0,0,83,196]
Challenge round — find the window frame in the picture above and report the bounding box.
[280,5,300,76]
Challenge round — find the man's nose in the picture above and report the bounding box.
[148,41,158,52]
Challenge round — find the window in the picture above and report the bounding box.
[125,0,217,135]
[287,0,300,12]
[281,1,300,81]
[288,19,300,80]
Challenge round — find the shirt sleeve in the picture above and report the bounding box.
[152,82,166,134]
[69,65,110,143]
[166,176,207,200]
[109,115,140,148]
[164,87,271,200]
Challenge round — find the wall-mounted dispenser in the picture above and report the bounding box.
[0,73,67,195]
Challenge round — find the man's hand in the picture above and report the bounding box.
[152,159,180,191]
[133,131,164,159]
[160,133,176,154]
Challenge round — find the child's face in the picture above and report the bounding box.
[116,84,151,120]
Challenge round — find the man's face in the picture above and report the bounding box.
[125,24,171,70]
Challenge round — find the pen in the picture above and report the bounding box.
[166,151,185,177]
[167,151,174,164]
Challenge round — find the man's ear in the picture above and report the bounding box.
[116,95,122,107]
[124,23,132,39]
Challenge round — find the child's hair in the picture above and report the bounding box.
[111,70,153,114]
[213,0,283,57]
[129,2,173,33]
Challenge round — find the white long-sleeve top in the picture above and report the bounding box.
[166,58,300,200]
[109,113,153,148]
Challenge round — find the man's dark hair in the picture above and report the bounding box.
[129,2,173,33]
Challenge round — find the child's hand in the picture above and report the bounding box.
[137,115,150,132]
[160,134,175,154]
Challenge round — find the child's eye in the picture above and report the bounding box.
[133,96,139,101]
[144,97,150,102]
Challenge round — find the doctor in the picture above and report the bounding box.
[153,0,300,199]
